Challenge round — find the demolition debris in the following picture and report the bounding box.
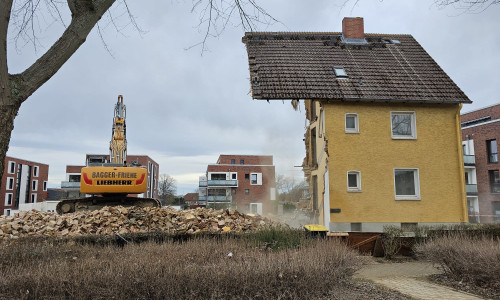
[0,206,275,240]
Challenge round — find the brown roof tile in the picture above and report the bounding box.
[242,32,471,103]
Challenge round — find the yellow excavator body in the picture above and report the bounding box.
[80,166,147,194]
[56,95,160,214]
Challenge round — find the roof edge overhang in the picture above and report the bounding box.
[253,97,471,104]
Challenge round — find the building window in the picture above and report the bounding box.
[43,181,48,191]
[33,166,39,177]
[240,159,244,165]
[245,174,249,180]
[489,170,500,193]
[487,139,498,163]
[32,180,38,191]
[250,173,262,185]
[394,169,420,200]
[69,174,81,182]
[31,193,37,203]
[251,174,257,184]
[4,209,11,216]
[391,112,416,139]
[7,177,14,190]
[245,189,249,195]
[345,113,359,133]
[231,159,235,164]
[333,66,348,78]
[7,161,15,174]
[210,173,226,180]
[231,173,236,180]
[5,193,13,206]
[347,171,361,192]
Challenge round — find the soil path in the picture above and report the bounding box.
[354,258,487,300]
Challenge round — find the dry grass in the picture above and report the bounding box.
[0,235,366,300]
[415,235,500,295]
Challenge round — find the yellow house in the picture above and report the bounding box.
[243,17,471,232]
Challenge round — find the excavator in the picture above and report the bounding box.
[56,95,161,214]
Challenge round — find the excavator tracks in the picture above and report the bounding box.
[56,196,161,215]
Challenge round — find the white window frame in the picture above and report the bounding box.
[4,209,11,216]
[5,193,13,206]
[347,171,361,192]
[7,161,15,174]
[250,173,262,185]
[391,111,417,139]
[31,193,37,203]
[43,181,48,191]
[32,179,38,191]
[345,113,359,134]
[33,165,39,177]
[7,177,14,190]
[394,168,421,200]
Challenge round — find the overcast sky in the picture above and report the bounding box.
[6,0,500,195]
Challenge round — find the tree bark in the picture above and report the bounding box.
[0,0,116,185]
[0,0,14,187]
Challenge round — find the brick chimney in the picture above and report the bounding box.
[342,17,364,39]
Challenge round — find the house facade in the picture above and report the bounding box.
[243,17,470,231]
[461,103,500,223]
[1,156,49,216]
[199,155,276,215]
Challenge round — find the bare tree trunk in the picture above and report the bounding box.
[0,0,14,186]
[0,0,116,184]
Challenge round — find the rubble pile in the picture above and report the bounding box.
[0,206,274,240]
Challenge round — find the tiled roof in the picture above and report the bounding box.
[242,32,471,103]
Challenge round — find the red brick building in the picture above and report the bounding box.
[461,103,500,223]
[199,155,276,215]
[1,156,49,216]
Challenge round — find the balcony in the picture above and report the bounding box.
[207,180,238,187]
[61,181,80,189]
[198,195,232,202]
[466,184,477,195]
[463,155,475,166]
[199,181,207,187]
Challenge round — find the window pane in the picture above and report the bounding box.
[392,114,412,136]
[487,140,498,163]
[346,116,356,129]
[251,174,257,184]
[348,173,358,188]
[395,170,416,195]
[489,170,500,193]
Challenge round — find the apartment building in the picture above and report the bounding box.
[1,156,49,216]
[461,103,500,223]
[242,17,470,231]
[199,155,276,215]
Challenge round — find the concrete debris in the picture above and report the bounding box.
[0,206,275,240]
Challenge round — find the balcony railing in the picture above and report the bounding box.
[463,155,475,165]
[199,181,207,187]
[61,181,80,188]
[207,180,238,187]
[199,195,232,202]
[466,184,477,195]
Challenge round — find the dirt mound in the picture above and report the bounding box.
[0,206,275,240]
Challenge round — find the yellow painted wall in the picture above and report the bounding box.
[324,102,467,223]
